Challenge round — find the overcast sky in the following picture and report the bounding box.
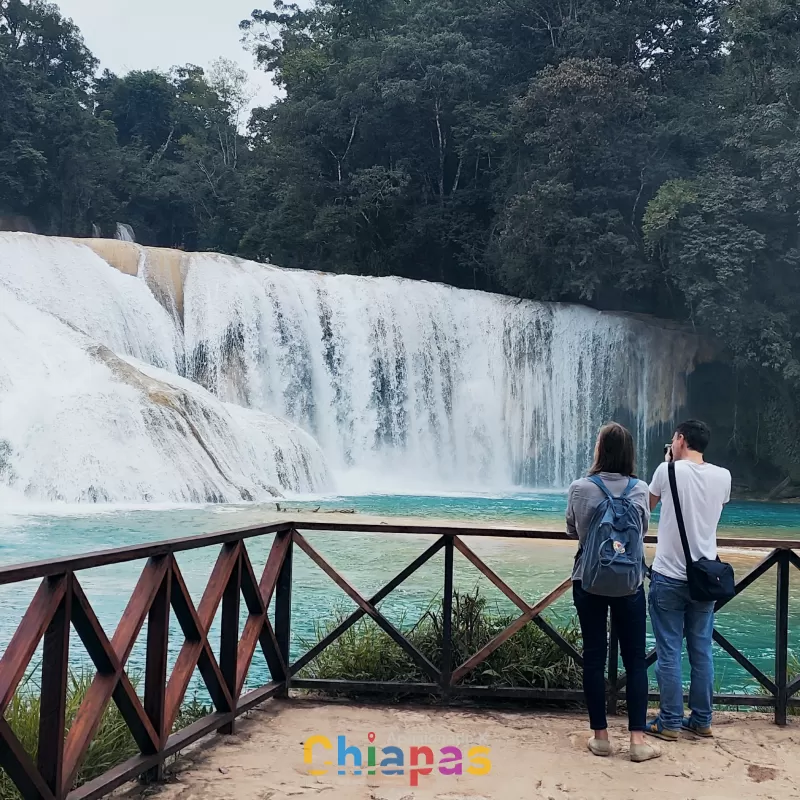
[56,0,285,109]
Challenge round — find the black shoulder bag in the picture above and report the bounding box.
[667,461,735,602]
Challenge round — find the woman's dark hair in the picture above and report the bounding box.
[588,422,636,477]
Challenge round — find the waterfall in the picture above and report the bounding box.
[0,232,705,503]
[181,254,703,491]
[0,235,328,504]
[115,223,136,243]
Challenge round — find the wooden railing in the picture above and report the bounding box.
[0,521,798,799]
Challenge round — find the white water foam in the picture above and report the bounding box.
[182,254,701,490]
[0,233,181,371]
[0,233,702,503]
[0,284,328,504]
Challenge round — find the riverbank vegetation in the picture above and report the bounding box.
[0,672,210,800]
[300,589,583,692]
[2,0,800,490]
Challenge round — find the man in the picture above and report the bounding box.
[646,420,731,741]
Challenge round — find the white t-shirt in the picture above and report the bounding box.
[649,460,732,581]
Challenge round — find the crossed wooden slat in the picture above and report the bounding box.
[235,533,289,696]
[449,537,573,683]
[0,534,293,799]
[613,548,796,700]
[164,548,235,732]
[289,531,575,687]
[0,575,67,800]
[292,530,442,681]
[289,536,446,677]
[62,563,164,793]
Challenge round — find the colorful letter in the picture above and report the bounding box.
[409,746,434,786]
[467,745,492,776]
[380,746,404,775]
[367,744,377,775]
[337,735,363,776]
[438,745,463,775]
[303,735,332,776]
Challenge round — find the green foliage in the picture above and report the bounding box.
[300,589,583,691]
[0,670,211,800]
[4,0,800,483]
[642,179,699,245]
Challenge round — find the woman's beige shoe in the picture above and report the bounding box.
[588,737,613,757]
[630,742,662,762]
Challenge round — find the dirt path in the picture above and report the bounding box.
[120,700,800,800]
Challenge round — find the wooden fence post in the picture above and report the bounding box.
[775,550,790,726]
[220,545,242,733]
[441,537,454,697]
[38,574,72,798]
[275,532,293,698]
[143,560,171,781]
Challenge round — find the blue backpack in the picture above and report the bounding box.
[581,476,645,597]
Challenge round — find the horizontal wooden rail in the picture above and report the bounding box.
[0,521,792,586]
[0,523,293,586]
[0,519,797,799]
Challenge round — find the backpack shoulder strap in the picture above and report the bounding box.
[620,477,637,499]
[667,461,693,566]
[587,474,614,500]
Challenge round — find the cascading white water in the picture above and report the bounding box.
[181,254,702,491]
[0,234,181,371]
[0,235,329,504]
[0,232,704,503]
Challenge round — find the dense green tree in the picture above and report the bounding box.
[4,0,800,487]
[493,59,663,307]
[641,0,800,483]
[91,62,252,250]
[645,0,800,380]
[0,0,118,233]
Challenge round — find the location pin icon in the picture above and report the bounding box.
[367,732,376,744]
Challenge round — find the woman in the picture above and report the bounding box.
[567,422,660,762]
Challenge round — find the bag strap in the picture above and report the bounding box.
[620,477,637,499]
[587,474,614,499]
[667,461,693,567]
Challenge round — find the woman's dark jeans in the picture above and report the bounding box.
[572,580,648,732]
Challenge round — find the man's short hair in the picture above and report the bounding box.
[675,419,711,454]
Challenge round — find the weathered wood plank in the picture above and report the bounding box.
[38,575,72,797]
[0,523,293,586]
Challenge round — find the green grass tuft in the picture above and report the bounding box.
[299,588,583,692]
[0,670,211,800]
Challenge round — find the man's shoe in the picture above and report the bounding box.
[682,717,713,738]
[645,716,679,741]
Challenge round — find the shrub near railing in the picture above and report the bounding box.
[300,589,583,692]
[0,674,210,800]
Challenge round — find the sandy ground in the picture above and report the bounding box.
[121,700,800,800]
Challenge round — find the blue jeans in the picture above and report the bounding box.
[649,571,715,730]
